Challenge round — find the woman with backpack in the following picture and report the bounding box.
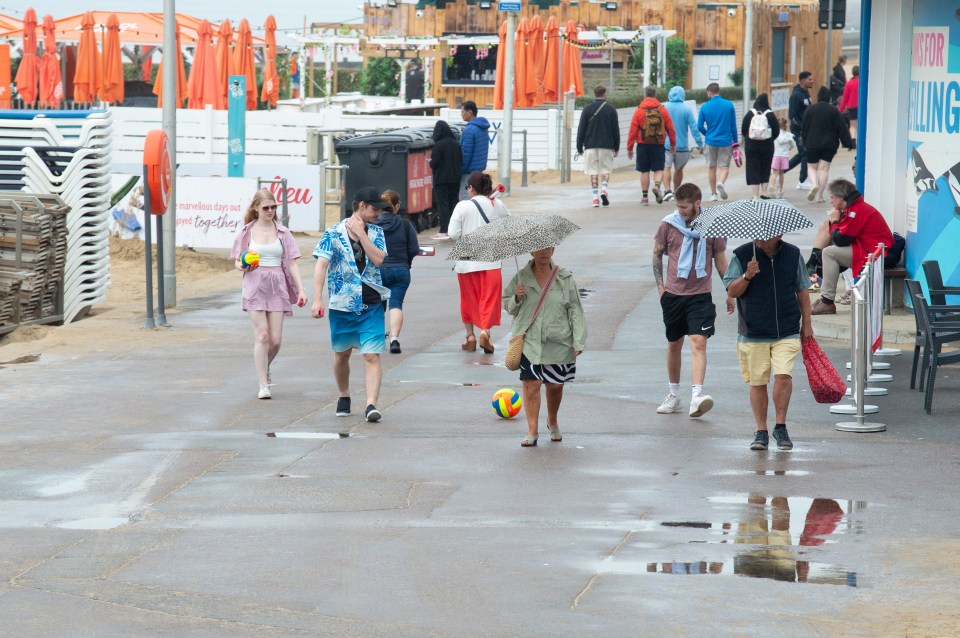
[740,93,780,200]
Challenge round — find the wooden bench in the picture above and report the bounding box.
[883,267,908,314]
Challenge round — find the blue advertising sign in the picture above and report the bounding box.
[227,75,247,178]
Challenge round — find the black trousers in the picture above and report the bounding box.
[433,183,459,233]
[786,134,808,183]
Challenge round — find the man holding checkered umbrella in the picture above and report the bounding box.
[695,199,815,451]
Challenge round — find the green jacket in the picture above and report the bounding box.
[502,261,588,365]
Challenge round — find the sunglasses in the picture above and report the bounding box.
[261,204,278,211]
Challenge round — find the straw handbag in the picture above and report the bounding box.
[801,337,846,404]
[505,266,559,371]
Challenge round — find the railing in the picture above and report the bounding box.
[831,243,891,432]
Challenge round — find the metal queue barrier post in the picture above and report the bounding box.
[834,273,886,432]
[831,262,881,418]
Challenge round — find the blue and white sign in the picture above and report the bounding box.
[498,1,521,12]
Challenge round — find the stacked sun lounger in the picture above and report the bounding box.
[0,194,68,332]
[0,110,113,323]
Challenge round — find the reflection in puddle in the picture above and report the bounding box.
[643,560,857,586]
[636,496,867,586]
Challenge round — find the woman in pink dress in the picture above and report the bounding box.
[231,189,308,399]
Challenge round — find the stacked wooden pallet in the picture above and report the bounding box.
[0,194,69,331]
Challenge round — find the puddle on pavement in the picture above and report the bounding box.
[470,360,495,366]
[624,496,867,587]
[57,517,129,530]
[0,353,41,368]
[266,432,347,439]
[712,469,812,477]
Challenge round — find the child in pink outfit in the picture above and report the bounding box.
[769,118,795,198]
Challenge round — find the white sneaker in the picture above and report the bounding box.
[258,384,272,400]
[656,393,683,414]
[717,182,728,200]
[797,180,812,189]
[708,193,719,202]
[689,394,714,418]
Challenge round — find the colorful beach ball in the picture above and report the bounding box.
[492,388,522,419]
[240,250,260,269]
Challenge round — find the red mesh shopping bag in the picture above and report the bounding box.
[801,337,847,404]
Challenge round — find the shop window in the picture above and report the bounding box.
[442,42,498,85]
[771,28,786,84]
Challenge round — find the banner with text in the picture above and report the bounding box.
[178,164,324,233]
[175,177,257,248]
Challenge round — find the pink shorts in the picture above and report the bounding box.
[242,267,293,315]
[771,156,790,171]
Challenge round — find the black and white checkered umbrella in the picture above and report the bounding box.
[692,198,813,240]
[446,214,581,262]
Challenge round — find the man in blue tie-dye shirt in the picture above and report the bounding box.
[312,187,390,422]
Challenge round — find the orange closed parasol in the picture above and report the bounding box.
[14,8,39,106]
[215,19,234,107]
[493,21,506,110]
[561,20,583,98]
[526,15,544,106]
[232,19,257,109]
[187,19,224,109]
[260,15,279,107]
[541,16,560,102]
[513,17,530,109]
[99,14,123,104]
[38,13,63,108]
[72,11,100,104]
[152,20,188,108]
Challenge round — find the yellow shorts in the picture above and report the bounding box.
[736,338,801,385]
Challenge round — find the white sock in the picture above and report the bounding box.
[601,181,608,192]
[669,383,680,396]
[592,188,599,199]
[692,384,703,398]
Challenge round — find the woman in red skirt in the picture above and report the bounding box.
[231,189,308,399]
[448,171,510,353]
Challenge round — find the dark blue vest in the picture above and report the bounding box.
[733,241,802,339]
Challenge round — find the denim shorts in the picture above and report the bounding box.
[329,305,386,354]
[380,266,411,310]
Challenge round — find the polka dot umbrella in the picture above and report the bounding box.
[447,214,581,264]
[692,198,813,241]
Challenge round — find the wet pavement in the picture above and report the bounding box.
[1,160,959,636]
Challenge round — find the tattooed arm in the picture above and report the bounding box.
[653,241,666,296]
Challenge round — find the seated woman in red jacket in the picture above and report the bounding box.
[809,178,894,315]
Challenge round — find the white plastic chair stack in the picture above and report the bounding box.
[0,111,114,323]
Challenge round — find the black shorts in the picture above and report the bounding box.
[805,147,837,164]
[845,107,858,121]
[660,291,717,342]
[635,144,666,173]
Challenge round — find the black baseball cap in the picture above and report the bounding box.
[353,186,390,209]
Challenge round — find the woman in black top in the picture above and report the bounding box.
[801,86,855,203]
[429,120,462,239]
[740,93,780,200]
[374,190,420,353]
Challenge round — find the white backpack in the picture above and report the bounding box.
[748,109,773,140]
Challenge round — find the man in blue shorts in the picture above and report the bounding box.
[312,187,390,422]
